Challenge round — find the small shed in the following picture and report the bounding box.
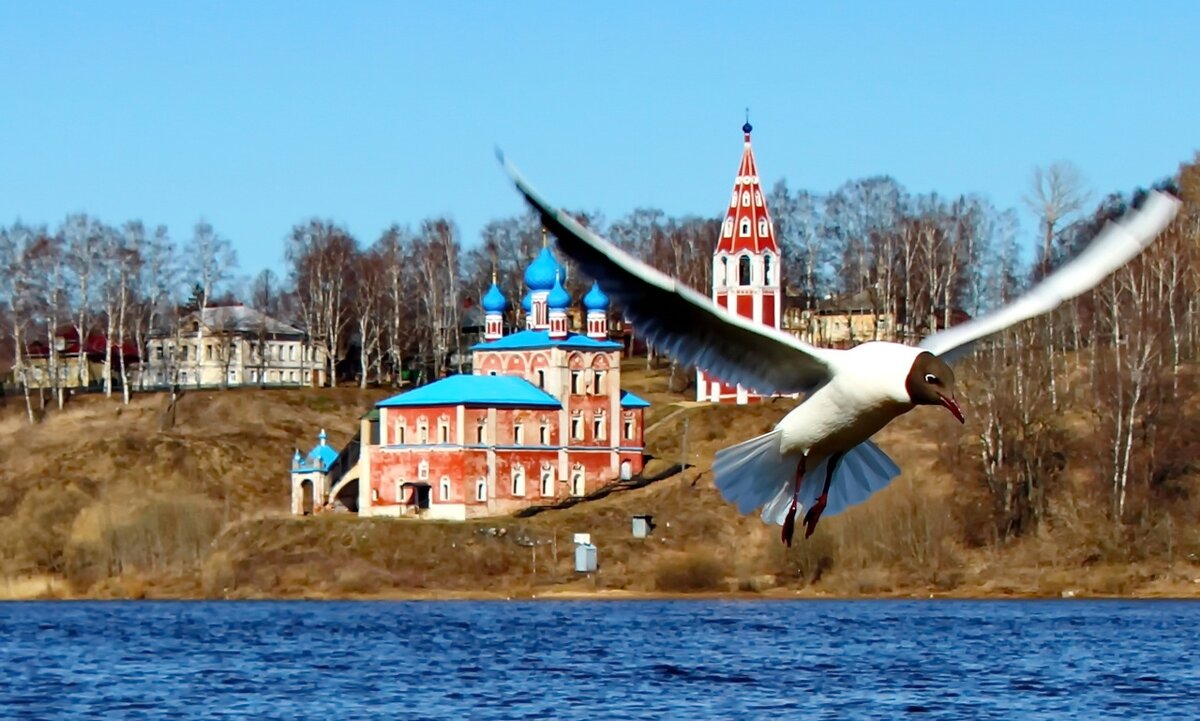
[631,515,655,538]
[574,543,597,573]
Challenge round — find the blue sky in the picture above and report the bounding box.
[1,1,1196,282]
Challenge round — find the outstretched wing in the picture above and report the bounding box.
[920,190,1180,362]
[500,152,838,395]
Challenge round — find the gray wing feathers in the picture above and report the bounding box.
[920,190,1180,362]
[501,153,836,395]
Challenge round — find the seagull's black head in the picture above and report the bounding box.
[906,352,963,423]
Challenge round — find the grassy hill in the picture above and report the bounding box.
[2,361,1198,600]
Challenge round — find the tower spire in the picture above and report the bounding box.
[699,120,781,405]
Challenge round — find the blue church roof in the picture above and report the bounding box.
[547,275,571,310]
[305,444,339,471]
[295,429,339,473]
[481,282,508,313]
[620,390,651,408]
[583,281,610,311]
[471,329,623,351]
[378,374,561,409]
[524,246,566,291]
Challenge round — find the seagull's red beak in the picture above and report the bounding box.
[939,395,964,424]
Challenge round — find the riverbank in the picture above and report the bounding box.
[2,363,1198,602]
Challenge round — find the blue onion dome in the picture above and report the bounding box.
[583,281,609,312]
[481,282,508,313]
[523,246,566,291]
[547,274,571,310]
[521,291,532,313]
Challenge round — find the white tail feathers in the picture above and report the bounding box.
[714,431,901,527]
[713,430,799,516]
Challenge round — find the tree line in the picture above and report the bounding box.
[3,154,1199,544]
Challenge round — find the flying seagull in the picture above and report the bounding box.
[499,153,1180,546]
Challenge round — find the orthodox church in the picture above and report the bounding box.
[698,121,783,404]
[290,243,650,520]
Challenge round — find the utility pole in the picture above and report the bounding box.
[681,416,689,473]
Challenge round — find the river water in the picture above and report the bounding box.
[1,599,1196,720]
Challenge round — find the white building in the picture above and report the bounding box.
[142,305,330,388]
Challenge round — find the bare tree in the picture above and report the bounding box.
[352,250,385,387]
[0,225,37,422]
[184,220,237,388]
[287,219,357,387]
[62,214,104,389]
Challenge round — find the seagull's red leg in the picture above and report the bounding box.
[781,455,807,547]
[804,452,844,539]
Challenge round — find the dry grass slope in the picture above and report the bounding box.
[2,360,1198,599]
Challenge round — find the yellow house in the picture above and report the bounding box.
[23,328,140,390]
[784,290,899,348]
[143,305,330,388]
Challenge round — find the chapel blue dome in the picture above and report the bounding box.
[521,291,532,313]
[481,282,508,313]
[583,281,609,312]
[524,246,566,291]
[547,275,571,310]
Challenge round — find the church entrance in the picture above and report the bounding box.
[301,479,314,515]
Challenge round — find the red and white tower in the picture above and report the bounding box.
[697,120,782,404]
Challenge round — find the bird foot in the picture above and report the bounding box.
[781,498,798,547]
[803,496,827,539]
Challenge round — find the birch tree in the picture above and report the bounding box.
[184,220,237,388]
[286,219,357,387]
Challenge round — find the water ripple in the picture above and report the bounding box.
[1,600,1199,720]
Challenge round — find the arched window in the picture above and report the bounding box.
[540,466,555,496]
[741,191,751,207]
[593,411,606,441]
[730,191,738,207]
[439,476,451,501]
[723,218,733,237]
[475,478,487,502]
[755,191,763,206]
[739,219,750,237]
[720,256,729,285]
[758,218,769,237]
[738,255,752,286]
[512,465,526,496]
[763,254,773,284]
[571,469,585,496]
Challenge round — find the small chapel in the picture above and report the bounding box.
[289,242,650,520]
[698,120,784,404]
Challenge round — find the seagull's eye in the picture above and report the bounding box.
[924,373,939,385]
